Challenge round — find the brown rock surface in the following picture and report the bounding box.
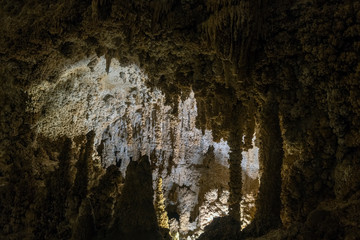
[1,0,360,239]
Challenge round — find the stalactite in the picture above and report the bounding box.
[228,102,246,222]
[245,93,283,236]
[89,165,123,234]
[105,49,116,73]
[71,131,95,213]
[155,177,170,230]
[110,155,163,240]
[91,0,113,20]
[223,61,231,88]
[243,101,256,150]
[41,138,73,239]
[151,0,174,26]
[71,198,96,240]
[2,0,360,239]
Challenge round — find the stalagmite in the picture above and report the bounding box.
[246,93,283,236]
[227,103,245,223]
[1,0,360,239]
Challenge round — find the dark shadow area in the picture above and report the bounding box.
[106,155,164,240]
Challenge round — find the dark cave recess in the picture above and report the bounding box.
[1,0,360,239]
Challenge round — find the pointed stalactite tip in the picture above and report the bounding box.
[105,54,112,73]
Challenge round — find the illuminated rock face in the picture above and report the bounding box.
[28,56,151,144]
[2,1,360,239]
[28,57,260,238]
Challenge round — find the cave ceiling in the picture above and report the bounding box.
[1,0,360,239]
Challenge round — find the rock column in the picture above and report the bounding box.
[251,94,283,235]
[228,103,245,223]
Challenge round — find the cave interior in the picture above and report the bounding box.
[1,0,360,239]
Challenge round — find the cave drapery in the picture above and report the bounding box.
[1,0,360,239]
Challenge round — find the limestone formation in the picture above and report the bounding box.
[155,177,170,229]
[1,0,360,240]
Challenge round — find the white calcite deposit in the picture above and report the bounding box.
[27,56,259,239]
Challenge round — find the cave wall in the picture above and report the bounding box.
[25,54,259,238]
[1,0,360,239]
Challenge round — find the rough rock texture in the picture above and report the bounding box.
[26,55,260,238]
[108,155,162,240]
[1,0,360,239]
